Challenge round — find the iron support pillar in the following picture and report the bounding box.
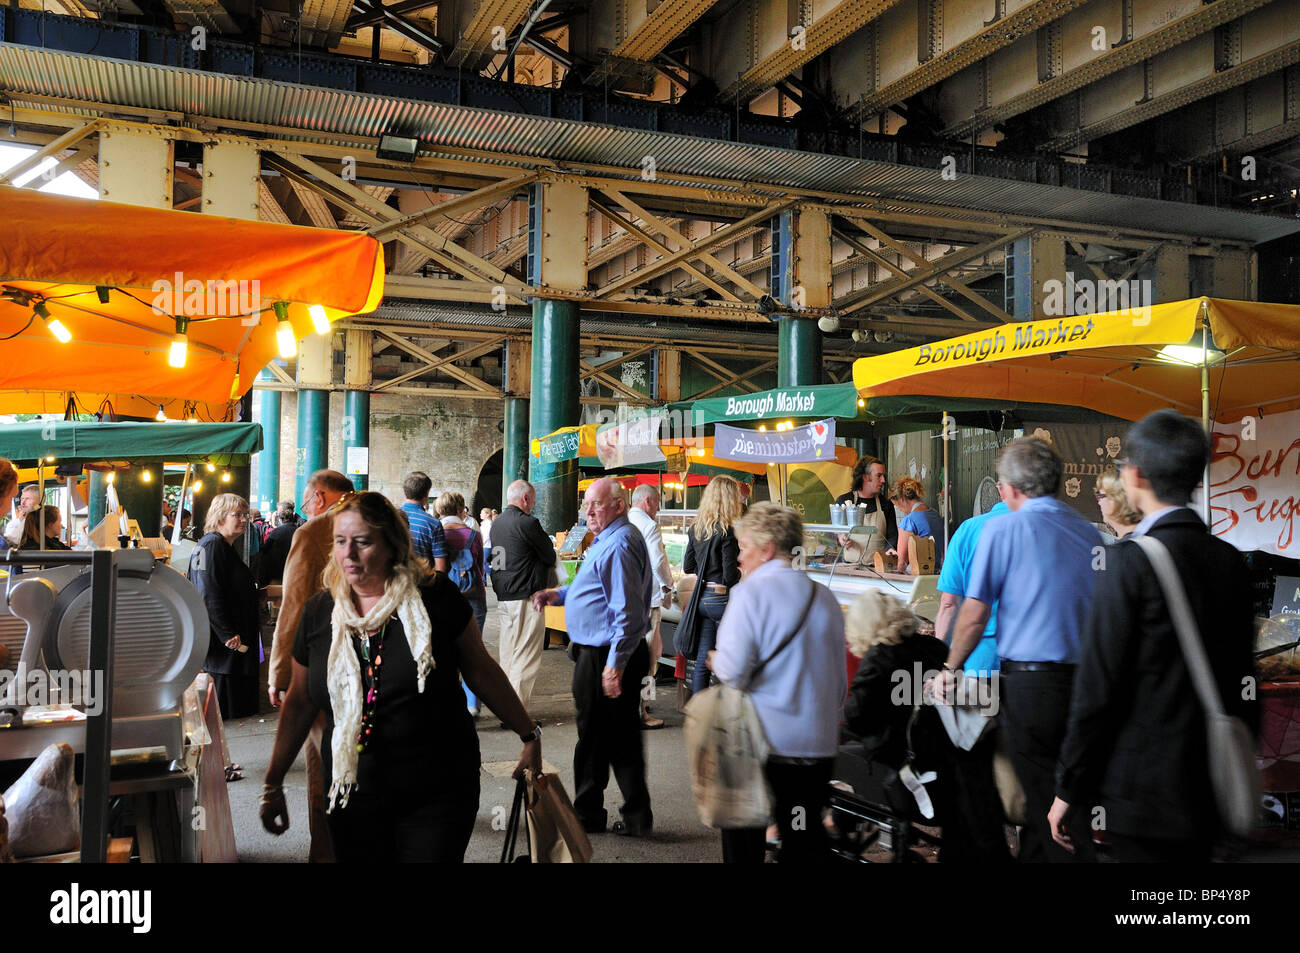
[256,380,282,513]
[528,299,580,533]
[502,396,531,509]
[344,390,371,491]
[295,390,330,513]
[772,209,826,387]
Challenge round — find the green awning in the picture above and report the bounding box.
[680,382,861,425]
[0,421,264,464]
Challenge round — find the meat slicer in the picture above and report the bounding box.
[0,550,209,762]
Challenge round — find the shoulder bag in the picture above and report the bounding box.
[683,578,818,829]
[1131,535,1261,838]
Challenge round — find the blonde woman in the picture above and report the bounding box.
[186,493,260,725]
[889,477,943,572]
[261,491,540,862]
[1094,466,1140,538]
[678,474,745,693]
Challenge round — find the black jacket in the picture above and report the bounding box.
[844,635,949,769]
[489,505,557,601]
[258,522,298,587]
[188,532,261,677]
[833,491,898,549]
[682,528,740,588]
[1055,509,1259,840]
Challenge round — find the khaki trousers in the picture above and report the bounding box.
[497,598,546,710]
[306,714,334,863]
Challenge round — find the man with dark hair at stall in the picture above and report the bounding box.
[267,468,354,862]
[937,437,1102,862]
[1049,410,1257,862]
[258,500,300,587]
[834,456,897,551]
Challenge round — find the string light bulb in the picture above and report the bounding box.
[155,405,167,422]
[221,471,232,484]
[191,480,203,493]
[105,472,115,485]
[274,302,296,358]
[206,462,216,473]
[141,469,153,483]
[308,304,331,335]
[33,301,72,343]
[168,317,189,368]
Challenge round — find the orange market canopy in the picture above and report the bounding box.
[851,297,1300,426]
[0,186,385,418]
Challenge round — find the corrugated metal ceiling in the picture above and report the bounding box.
[2,43,1297,244]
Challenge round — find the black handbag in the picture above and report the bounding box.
[675,571,705,659]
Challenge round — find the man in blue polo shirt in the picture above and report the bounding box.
[940,437,1102,862]
[401,471,447,573]
[532,477,653,836]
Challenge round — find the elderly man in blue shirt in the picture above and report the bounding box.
[936,437,1102,863]
[533,477,654,836]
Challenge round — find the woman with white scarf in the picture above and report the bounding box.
[260,492,542,862]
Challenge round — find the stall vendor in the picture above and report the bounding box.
[834,456,898,551]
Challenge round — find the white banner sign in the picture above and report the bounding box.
[1207,408,1300,557]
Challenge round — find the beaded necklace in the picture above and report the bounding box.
[354,620,388,754]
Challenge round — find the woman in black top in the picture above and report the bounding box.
[186,493,261,722]
[260,491,542,863]
[18,506,72,553]
[680,475,744,694]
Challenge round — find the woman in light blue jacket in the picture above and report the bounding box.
[709,502,846,864]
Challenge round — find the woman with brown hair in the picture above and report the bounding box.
[1094,465,1140,538]
[889,477,943,572]
[678,474,745,694]
[260,491,541,862]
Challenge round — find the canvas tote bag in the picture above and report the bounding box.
[684,580,816,829]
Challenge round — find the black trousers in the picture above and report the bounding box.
[1000,669,1095,863]
[571,640,652,829]
[326,788,478,863]
[939,730,1012,864]
[720,758,835,864]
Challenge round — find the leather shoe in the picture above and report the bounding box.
[611,819,652,838]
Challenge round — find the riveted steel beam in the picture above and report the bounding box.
[942,0,1276,139]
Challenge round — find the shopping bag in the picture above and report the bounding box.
[524,772,592,863]
[683,683,773,829]
[499,778,530,864]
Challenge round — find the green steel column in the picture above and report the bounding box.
[777,316,822,387]
[295,389,330,511]
[528,299,580,533]
[115,459,165,538]
[87,469,108,530]
[502,396,530,509]
[256,384,282,512]
[344,390,371,491]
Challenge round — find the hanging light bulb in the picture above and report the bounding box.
[33,302,72,343]
[155,405,167,422]
[105,472,115,485]
[274,302,296,358]
[308,304,331,335]
[168,317,189,368]
[206,462,216,473]
[221,471,232,484]
[141,469,153,483]
[191,479,203,493]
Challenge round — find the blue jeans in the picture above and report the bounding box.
[462,594,487,712]
[691,592,729,694]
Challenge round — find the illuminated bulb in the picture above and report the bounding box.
[47,318,72,343]
[45,455,54,462]
[206,462,216,473]
[187,416,199,424]
[168,333,188,368]
[308,304,331,335]
[857,398,865,408]
[155,405,167,422]
[276,319,297,358]
[191,480,203,493]
[105,472,115,485]
[759,425,766,432]
[141,470,153,483]
[221,471,232,483]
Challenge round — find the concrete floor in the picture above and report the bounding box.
[224,591,723,863]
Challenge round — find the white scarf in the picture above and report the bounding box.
[325,567,433,811]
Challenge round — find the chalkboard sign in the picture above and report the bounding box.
[1272,576,1300,618]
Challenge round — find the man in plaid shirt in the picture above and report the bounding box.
[401,471,448,573]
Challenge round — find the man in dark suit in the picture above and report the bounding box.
[1050,410,1258,862]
